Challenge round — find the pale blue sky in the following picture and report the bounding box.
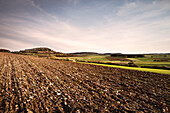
[0,0,170,53]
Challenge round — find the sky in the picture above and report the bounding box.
[0,0,170,53]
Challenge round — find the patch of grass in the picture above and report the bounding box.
[136,62,170,68]
[148,54,170,58]
[134,57,154,62]
[55,57,68,59]
[79,62,170,75]
[84,57,108,61]
[57,55,170,70]
[95,105,98,108]
[127,58,140,61]
[137,63,170,67]
[68,55,110,62]
[100,91,104,94]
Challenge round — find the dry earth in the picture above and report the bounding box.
[0,53,169,113]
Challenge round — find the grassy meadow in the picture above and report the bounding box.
[18,51,170,75]
[54,54,170,75]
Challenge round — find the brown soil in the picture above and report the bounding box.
[106,57,131,61]
[0,53,169,113]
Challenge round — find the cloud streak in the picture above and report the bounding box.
[0,0,170,53]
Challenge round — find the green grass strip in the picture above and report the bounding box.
[78,62,170,75]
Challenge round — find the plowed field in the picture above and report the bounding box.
[0,53,169,113]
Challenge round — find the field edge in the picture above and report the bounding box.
[78,62,170,75]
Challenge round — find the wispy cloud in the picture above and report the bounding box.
[0,0,170,53]
[117,2,137,16]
